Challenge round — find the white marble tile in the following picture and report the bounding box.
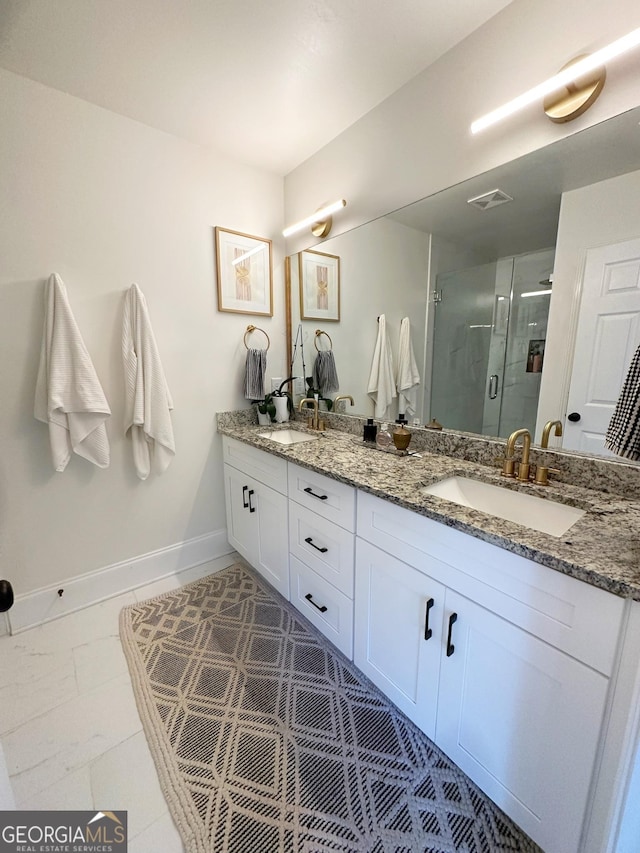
[16,764,93,810]
[73,634,130,694]
[128,811,184,853]
[5,673,142,804]
[90,731,168,840]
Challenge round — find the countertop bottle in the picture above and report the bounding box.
[376,423,392,448]
[363,418,377,443]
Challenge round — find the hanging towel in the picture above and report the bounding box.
[122,283,175,480]
[396,317,421,418]
[34,273,111,471]
[367,314,397,418]
[605,344,640,460]
[312,350,339,397]
[243,348,267,400]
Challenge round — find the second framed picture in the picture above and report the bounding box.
[215,226,273,316]
[299,249,340,321]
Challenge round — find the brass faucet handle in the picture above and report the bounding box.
[499,457,516,478]
[534,466,561,486]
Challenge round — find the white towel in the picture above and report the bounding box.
[122,283,175,480]
[396,317,421,418]
[367,314,397,418]
[34,273,111,471]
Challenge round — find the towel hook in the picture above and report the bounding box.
[244,324,270,351]
[314,329,333,352]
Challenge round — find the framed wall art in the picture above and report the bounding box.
[215,226,273,316]
[298,249,340,321]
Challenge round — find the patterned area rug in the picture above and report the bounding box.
[120,563,541,853]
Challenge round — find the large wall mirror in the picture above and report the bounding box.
[286,105,640,458]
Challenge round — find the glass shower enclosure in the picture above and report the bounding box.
[429,248,554,439]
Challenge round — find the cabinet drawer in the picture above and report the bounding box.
[288,463,356,531]
[357,491,624,676]
[290,556,354,659]
[222,436,288,495]
[289,502,355,597]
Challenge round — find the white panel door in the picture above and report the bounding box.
[436,588,610,853]
[354,538,444,739]
[565,237,640,454]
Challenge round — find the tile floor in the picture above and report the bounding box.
[0,554,238,853]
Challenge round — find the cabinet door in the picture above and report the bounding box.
[437,588,610,853]
[223,464,255,563]
[354,539,443,738]
[252,478,289,599]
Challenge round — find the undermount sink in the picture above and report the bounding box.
[257,428,320,446]
[422,476,586,537]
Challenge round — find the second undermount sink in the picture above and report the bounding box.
[257,428,320,446]
[422,476,586,537]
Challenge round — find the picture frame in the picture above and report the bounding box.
[215,226,273,316]
[298,249,340,321]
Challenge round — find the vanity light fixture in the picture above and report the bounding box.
[471,26,640,133]
[521,289,553,298]
[283,199,347,238]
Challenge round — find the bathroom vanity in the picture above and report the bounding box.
[219,412,640,853]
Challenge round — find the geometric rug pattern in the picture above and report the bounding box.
[120,563,541,853]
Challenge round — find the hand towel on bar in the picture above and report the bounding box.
[122,283,175,480]
[605,344,640,460]
[244,348,267,400]
[34,273,111,472]
[367,313,397,418]
[312,350,339,397]
[396,317,421,418]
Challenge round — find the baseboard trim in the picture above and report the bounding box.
[8,529,232,634]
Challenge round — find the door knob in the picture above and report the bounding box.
[567,412,581,422]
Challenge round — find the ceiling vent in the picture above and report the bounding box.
[467,188,514,211]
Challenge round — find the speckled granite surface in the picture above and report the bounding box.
[217,410,640,601]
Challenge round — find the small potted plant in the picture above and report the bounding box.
[256,394,276,425]
[271,377,296,423]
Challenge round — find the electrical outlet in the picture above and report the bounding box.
[270,377,283,392]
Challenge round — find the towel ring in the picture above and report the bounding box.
[244,325,270,351]
[314,329,333,351]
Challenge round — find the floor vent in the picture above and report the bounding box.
[467,188,514,210]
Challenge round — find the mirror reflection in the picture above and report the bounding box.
[287,106,640,455]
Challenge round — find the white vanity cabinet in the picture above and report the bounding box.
[222,437,289,598]
[354,491,625,853]
[287,463,356,657]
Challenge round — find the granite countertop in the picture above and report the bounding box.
[218,419,640,601]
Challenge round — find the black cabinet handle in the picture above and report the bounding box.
[248,489,256,513]
[568,412,581,422]
[304,536,328,553]
[446,612,458,657]
[305,593,328,613]
[304,486,328,501]
[242,485,249,508]
[424,597,435,641]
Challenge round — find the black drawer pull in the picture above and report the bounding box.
[248,489,256,513]
[304,486,328,501]
[242,485,249,508]
[424,597,435,641]
[304,536,328,553]
[305,593,328,613]
[446,612,458,657]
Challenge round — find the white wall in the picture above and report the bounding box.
[536,168,640,438]
[0,69,287,600]
[284,0,640,254]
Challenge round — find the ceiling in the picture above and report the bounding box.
[0,0,514,175]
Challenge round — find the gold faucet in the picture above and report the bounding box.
[299,397,321,430]
[541,420,563,448]
[502,428,532,482]
[334,395,354,410]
